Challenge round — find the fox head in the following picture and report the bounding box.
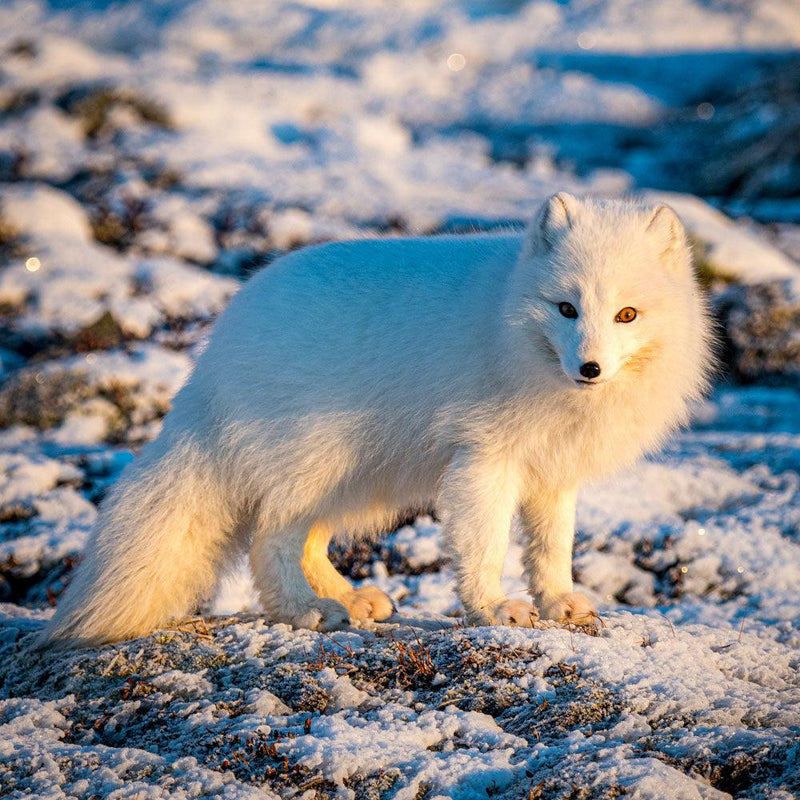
[513,193,708,392]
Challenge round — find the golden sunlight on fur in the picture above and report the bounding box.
[40,194,712,647]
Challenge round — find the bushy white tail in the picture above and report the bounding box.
[39,433,231,648]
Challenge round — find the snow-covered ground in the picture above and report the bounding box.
[1,1,799,798]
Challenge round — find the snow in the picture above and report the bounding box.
[0,452,81,506]
[147,196,219,264]
[0,237,236,337]
[2,605,797,798]
[0,183,93,243]
[4,395,798,800]
[1,0,800,796]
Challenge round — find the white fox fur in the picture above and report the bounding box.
[41,194,713,647]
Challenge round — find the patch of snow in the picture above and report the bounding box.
[0,183,93,243]
[135,258,238,320]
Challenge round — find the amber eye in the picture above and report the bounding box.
[558,302,578,319]
[616,307,637,323]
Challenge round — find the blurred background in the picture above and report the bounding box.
[0,0,799,616]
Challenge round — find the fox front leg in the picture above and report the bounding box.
[441,448,537,627]
[520,486,597,625]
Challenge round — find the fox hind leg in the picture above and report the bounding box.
[249,520,350,631]
[302,524,394,622]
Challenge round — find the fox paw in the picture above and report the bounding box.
[287,599,351,632]
[495,599,539,627]
[471,599,539,627]
[537,592,597,626]
[341,586,395,622]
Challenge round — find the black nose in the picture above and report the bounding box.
[579,361,601,379]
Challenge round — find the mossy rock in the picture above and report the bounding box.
[716,280,800,385]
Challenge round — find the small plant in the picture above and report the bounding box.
[390,635,436,687]
[0,369,93,429]
[58,85,173,139]
[72,311,125,351]
[91,195,150,250]
[0,208,25,260]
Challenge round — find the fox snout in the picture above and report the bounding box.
[570,359,607,386]
[579,361,601,380]
[560,342,621,385]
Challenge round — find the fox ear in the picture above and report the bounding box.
[531,192,580,251]
[646,204,686,260]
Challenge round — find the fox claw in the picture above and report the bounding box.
[470,599,539,627]
[341,586,394,621]
[537,592,597,626]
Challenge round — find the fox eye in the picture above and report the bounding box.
[558,302,578,319]
[616,307,637,323]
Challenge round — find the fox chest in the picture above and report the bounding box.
[520,400,653,488]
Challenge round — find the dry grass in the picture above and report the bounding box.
[58,86,172,140]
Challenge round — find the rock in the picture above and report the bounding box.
[716,280,800,385]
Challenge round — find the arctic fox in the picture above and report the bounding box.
[41,193,712,646]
